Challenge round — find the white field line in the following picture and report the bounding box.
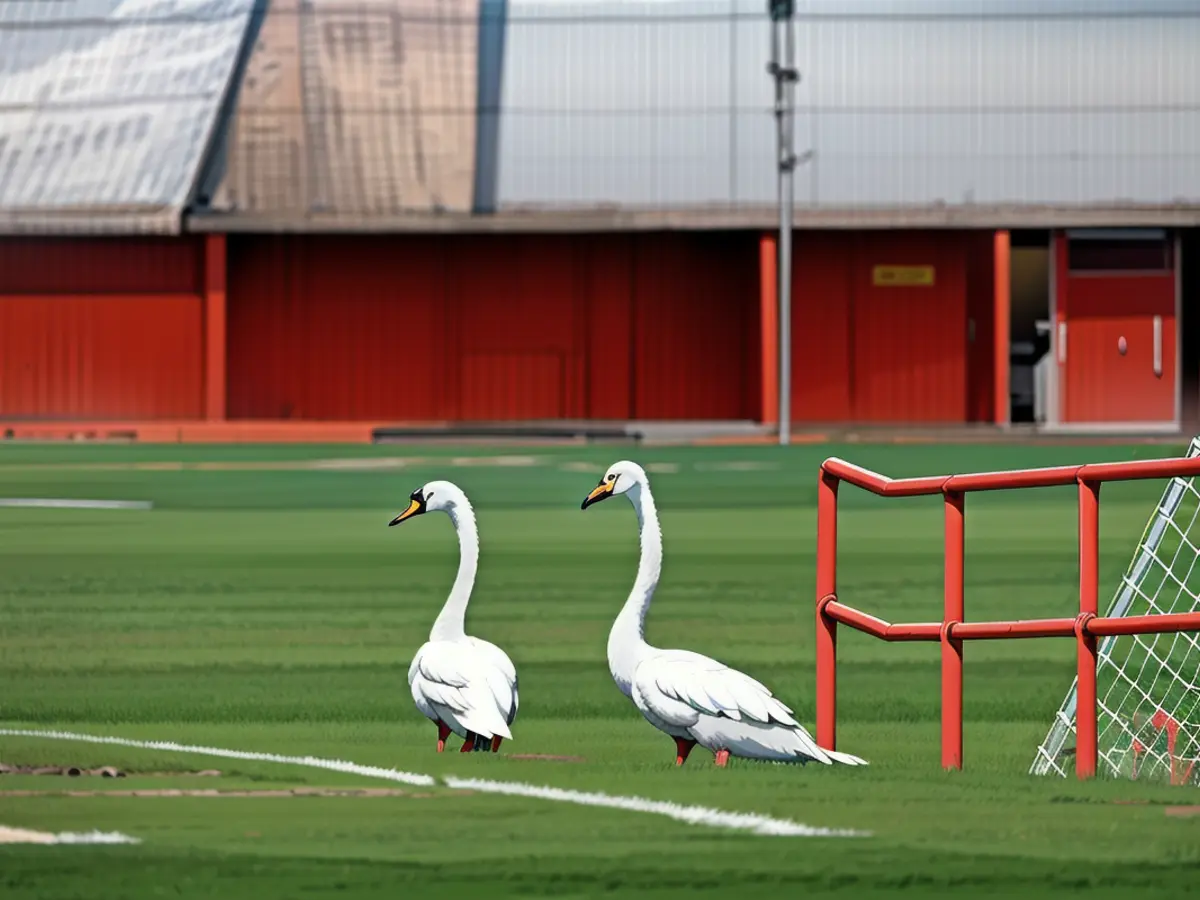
[0,729,435,787]
[443,776,865,837]
[0,498,152,510]
[0,825,141,845]
[0,728,867,838]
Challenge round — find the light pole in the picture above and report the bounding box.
[767,0,797,446]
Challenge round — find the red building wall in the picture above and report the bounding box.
[0,229,998,426]
[789,230,994,423]
[0,238,206,419]
[226,232,760,421]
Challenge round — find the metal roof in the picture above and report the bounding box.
[201,0,482,220]
[0,0,255,234]
[495,0,1200,214]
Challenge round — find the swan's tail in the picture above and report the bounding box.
[825,749,868,766]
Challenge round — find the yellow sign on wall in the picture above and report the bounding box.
[872,265,936,287]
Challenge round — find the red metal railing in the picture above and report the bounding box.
[815,453,1200,779]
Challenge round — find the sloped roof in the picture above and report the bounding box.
[0,0,254,234]
[202,0,481,220]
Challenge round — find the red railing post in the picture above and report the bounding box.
[1076,479,1101,779]
[942,491,965,770]
[816,471,839,751]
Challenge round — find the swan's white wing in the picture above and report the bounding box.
[408,641,514,740]
[468,636,520,725]
[635,650,799,728]
[634,650,851,764]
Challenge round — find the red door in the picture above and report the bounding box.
[1057,232,1177,424]
[850,233,968,422]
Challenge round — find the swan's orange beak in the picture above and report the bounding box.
[581,480,614,510]
[389,497,424,526]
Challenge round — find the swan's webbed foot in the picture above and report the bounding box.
[436,720,451,753]
[674,737,697,766]
[714,749,731,768]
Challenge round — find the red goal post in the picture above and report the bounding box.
[815,453,1200,779]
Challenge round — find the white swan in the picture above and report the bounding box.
[580,461,867,769]
[389,481,518,753]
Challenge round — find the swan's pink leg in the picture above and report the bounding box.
[674,737,697,766]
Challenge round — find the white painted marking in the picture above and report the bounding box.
[0,729,866,838]
[0,825,141,845]
[0,729,435,787]
[442,776,867,837]
[0,499,152,510]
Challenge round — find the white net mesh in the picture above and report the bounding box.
[1032,437,1200,785]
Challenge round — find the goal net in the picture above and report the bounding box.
[1031,437,1200,785]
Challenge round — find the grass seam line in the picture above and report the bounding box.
[0,728,867,838]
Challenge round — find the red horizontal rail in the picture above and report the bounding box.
[821,454,1200,496]
[821,597,1200,643]
[1089,611,1200,637]
[815,450,1200,783]
[821,599,940,641]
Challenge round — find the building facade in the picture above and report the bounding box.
[1,0,1197,431]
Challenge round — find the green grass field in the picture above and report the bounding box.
[1,441,1198,898]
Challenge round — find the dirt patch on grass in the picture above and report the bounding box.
[1165,806,1200,818]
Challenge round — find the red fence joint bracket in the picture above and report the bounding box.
[1074,611,1097,639]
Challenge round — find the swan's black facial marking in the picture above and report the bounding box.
[581,474,618,510]
[389,488,429,526]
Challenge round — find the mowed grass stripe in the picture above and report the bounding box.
[3,442,1199,898]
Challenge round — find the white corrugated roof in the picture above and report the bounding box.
[0,0,254,234]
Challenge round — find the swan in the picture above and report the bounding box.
[389,480,518,753]
[580,460,867,769]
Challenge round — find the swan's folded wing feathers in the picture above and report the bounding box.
[641,652,799,727]
[410,641,516,740]
[414,645,472,689]
[467,637,520,725]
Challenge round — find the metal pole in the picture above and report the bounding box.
[769,4,797,446]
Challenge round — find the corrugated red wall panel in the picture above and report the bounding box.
[227,235,449,420]
[851,232,967,422]
[791,234,853,422]
[228,233,758,422]
[0,296,203,418]
[790,231,977,423]
[583,235,636,420]
[632,233,757,420]
[0,238,204,295]
[453,235,585,420]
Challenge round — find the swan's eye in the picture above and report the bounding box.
[607,474,616,483]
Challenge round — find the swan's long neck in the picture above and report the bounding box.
[607,481,660,695]
[429,496,478,642]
